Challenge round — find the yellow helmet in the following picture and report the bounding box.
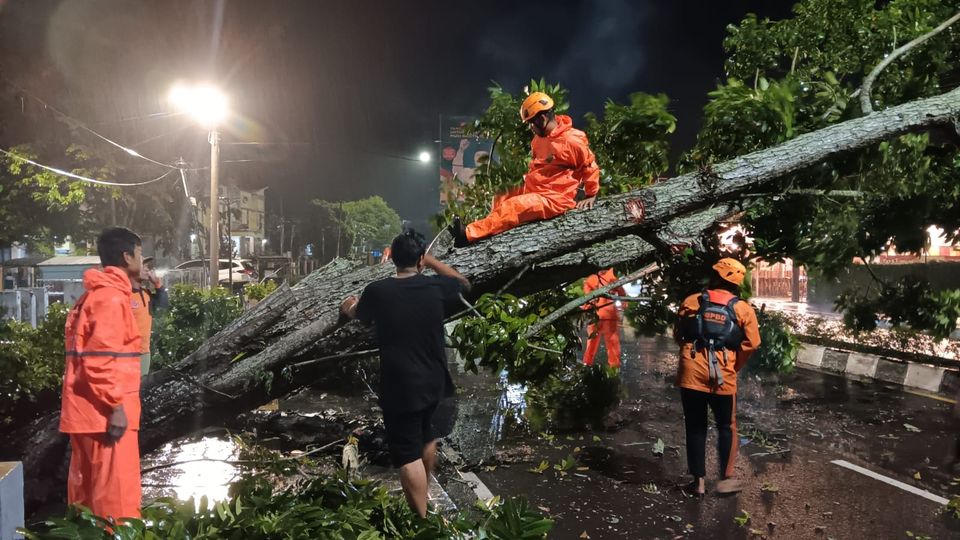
[520,92,554,122]
[712,258,747,286]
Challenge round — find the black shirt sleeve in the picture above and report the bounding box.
[437,276,465,319]
[355,284,377,324]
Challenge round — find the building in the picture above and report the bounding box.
[191,185,267,259]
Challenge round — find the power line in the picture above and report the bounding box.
[0,148,177,187]
[1,77,179,170]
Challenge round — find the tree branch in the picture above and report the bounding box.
[289,349,379,371]
[525,263,658,338]
[860,10,960,114]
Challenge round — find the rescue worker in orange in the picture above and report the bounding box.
[449,92,600,246]
[132,256,167,376]
[674,258,760,496]
[581,268,625,368]
[60,227,144,520]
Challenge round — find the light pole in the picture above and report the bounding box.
[169,83,229,289]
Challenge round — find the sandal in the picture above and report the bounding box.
[716,478,743,494]
[683,479,706,498]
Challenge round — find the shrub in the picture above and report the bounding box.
[151,285,243,369]
[526,364,623,431]
[749,310,800,374]
[0,303,68,426]
[243,280,278,303]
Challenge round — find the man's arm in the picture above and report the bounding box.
[573,139,600,209]
[424,254,470,292]
[342,285,376,323]
[341,295,360,320]
[674,295,697,345]
[734,304,762,372]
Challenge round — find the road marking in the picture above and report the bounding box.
[830,459,949,505]
[902,388,957,404]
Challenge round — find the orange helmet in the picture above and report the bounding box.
[520,92,554,122]
[712,258,747,286]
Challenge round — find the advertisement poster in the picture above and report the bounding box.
[439,116,494,205]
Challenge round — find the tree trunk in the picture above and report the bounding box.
[10,87,960,508]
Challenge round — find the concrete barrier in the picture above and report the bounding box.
[797,342,958,396]
[0,463,23,540]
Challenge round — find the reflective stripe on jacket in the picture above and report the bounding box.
[60,266,142,433]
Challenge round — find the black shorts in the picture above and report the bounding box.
[383,402,442,468]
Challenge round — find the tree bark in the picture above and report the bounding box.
[10,86,960,508]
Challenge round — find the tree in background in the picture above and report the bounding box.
[0,141,187,257]
[311,196,402,262]
[682,0,960,338]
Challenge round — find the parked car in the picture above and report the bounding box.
[174,259,257,287]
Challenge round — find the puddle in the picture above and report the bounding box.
[490,373,528,440]
[142,436,240,507]
[577,446,670,484]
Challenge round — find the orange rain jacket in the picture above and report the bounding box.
[524,114,600,203]
[582,269,625,320]
[465,115,600,241]
[60,266,143,433]
[674,289,761,396]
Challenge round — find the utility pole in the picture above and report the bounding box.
[335,202,343,258]
[224,197,233,288]
[288,222,296,255]
[208,129,221,290]
[278,199,285,255]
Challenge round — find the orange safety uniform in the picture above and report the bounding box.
[465,115,600,242]
[60,266,143,520]
[582,269,625,368]
[675,289,760,478]
[131,288,151,354]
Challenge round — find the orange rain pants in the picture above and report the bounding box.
[582,269,625,367]
[583,318,621,368]
[68,432,142,520]
[465,192,573,242]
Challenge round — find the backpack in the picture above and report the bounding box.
[678,290,745,387]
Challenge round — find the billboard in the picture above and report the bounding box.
[439,116,495,205]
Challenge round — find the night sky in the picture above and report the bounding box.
[0,0,795,232]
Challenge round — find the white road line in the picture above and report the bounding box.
[830,459,949,505]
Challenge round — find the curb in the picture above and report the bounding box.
[797,342,959,397]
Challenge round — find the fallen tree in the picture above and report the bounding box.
[10,86,960,507]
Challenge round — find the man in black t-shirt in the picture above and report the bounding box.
[341,229,469,517]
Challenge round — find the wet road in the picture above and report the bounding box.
[138,333,960,539]
[449,335,960,539]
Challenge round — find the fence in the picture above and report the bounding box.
[160,268,206,288]
[0,288,50,328]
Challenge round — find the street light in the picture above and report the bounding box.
[169,82,229,289]
[418,151,431,163]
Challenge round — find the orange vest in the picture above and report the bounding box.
[131,288,152,354]
[60,267,142,433]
